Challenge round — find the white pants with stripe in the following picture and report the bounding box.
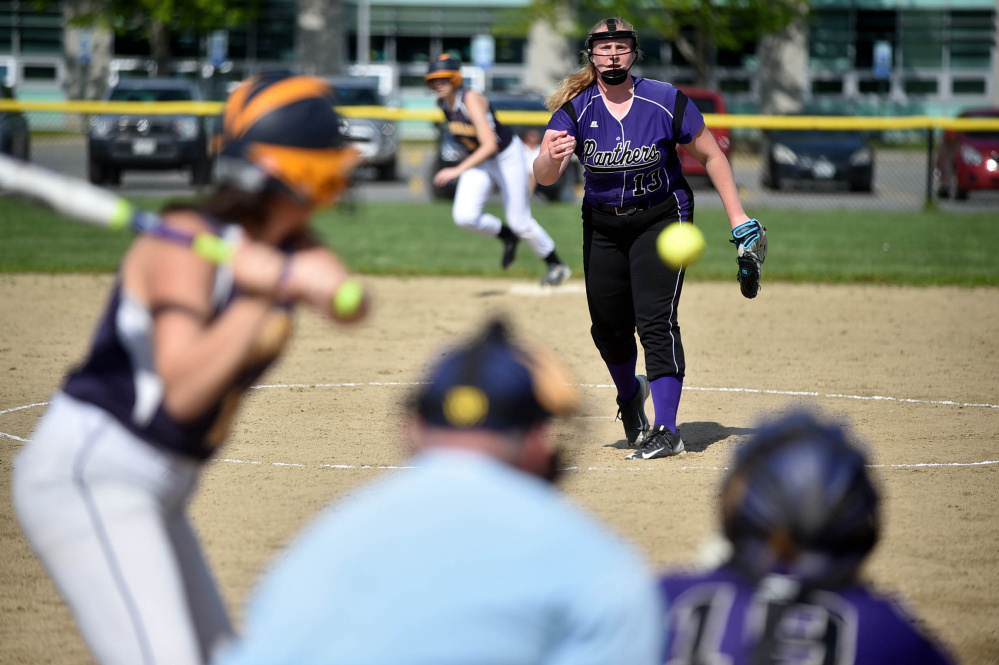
[452,135,556,259]
[12,393,233,665]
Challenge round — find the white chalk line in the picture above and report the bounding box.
[215,459,999,472]
[3,385,997,471]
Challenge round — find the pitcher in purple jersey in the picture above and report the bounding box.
[12,74,366,665]
[426,54,572,287]
[534,17,763,459]
[659,411,954,665]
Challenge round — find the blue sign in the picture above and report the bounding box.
[77,29,92,65]
[471,34,495,70]
[209,30,229,68]
[873,41,892,80]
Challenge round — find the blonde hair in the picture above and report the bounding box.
[544,17,639,112]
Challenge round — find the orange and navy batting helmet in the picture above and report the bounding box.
[217,72,361,206]
[424,54,463,88]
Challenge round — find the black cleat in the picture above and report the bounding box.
[615,375,650,446]
[501,235,519,269]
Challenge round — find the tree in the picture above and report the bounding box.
[522,0,809,86]
[49,0,262,76]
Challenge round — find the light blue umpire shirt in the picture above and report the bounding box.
[214,448,665,665]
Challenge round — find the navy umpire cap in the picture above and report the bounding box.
[414,318,578,431]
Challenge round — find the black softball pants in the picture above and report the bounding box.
[582,198,692,381]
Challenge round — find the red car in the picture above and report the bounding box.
[677,87,730,179]
[937,107,999,200]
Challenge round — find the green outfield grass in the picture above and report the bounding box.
[1,196,996,285]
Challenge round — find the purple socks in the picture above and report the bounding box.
[606,356,639,402]
[650,375,683,432]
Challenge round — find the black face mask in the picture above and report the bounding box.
[599,67,630,86]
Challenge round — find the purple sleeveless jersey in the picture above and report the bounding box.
[546,77,704,210]
[659,565,953,665]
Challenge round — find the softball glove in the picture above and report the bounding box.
[731,219,767,299]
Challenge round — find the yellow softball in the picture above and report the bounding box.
[332,278,365,321]
[657,223,706,270]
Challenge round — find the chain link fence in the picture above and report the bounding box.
[2,101,998,213]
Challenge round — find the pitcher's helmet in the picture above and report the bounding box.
[584,17,639,54]
[425,54,463,88]
[217,72,360,206]
[721,411,880,586]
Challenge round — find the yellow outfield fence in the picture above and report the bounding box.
[1,100,997,211]
[3,99,999,131]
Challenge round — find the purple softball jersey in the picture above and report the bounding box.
[546,77,704,210]
[659,566,953,665]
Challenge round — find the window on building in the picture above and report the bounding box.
[495,37,524,65]
[719,78,751,93]
[22,64,56,81]
[638,37,666,66]
[0,26,12,53]
[441,37,471,62]
[858,78,890,94]
[491,75,522,91]
[812,79,844,95]
[952,78,986,95]
[348,34,387,62]
[949,10,994,69]
[900,10,943,69]
[397,36,432,64]
[809,10,851,71]
[855,10,896,69]
[254,2,296,63]
[904,78,937,95]
[19,27,61,55]
[717,41,756,69]
[171,30,201,59]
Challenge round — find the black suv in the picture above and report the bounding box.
[88,78,213,186]
[326,76,398,181]
[0,84,30,161]
[432,91,581,201]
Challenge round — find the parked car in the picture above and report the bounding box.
[0,84,30,161]
[677,87,729,180]
[761,120,874,192]
[432,90,581,201]
[937,107,999,200]
[327,76,398,181]
[87,78,212,186]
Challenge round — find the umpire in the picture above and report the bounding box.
[215,317,665,665]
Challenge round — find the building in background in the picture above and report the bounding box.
[0,0,995,115]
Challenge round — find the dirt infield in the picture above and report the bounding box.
[2,273,997,663]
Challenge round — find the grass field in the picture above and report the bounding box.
[1,196,996,284]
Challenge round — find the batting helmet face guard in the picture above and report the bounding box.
[424,54,463,88]
[721,411,880,586]
[585,18,640,86]
[217,73,361,206]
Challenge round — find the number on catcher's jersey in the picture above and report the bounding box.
[667,584,859,665]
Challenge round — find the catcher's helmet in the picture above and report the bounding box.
[721,411,880,586]
[217,72,360,206]
[424,54,463,88]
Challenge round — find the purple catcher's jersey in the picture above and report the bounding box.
[546,78,704,210]
[659,566,953,665]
